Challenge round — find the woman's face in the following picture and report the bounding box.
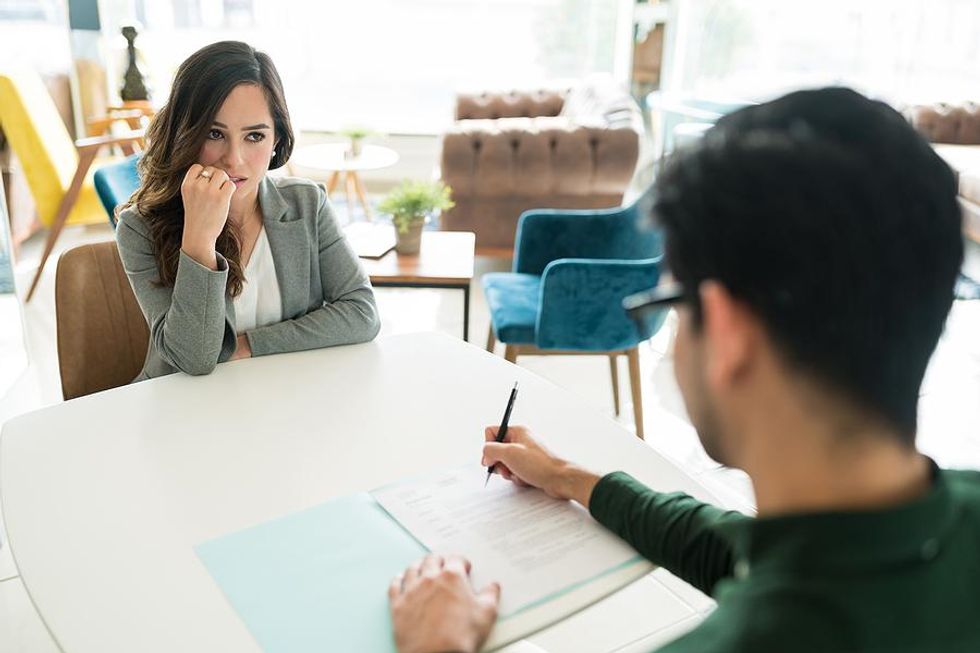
[198,83,276,214]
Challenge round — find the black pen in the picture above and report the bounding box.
[485,381,519,487]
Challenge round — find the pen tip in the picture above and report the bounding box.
[513,381,519,390]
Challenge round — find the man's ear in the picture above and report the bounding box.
[700,281,757,392]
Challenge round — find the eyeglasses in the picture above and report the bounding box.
[623,281,685,333]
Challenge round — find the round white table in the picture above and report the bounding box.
[0,333,720,652]
[290,143,399,221]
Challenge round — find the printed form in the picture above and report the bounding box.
[372,464,644,617]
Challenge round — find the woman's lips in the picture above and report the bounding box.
[229,177,247,188]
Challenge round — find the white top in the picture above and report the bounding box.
[232,227,281,335]
[0,333,728,653]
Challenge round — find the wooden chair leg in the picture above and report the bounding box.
[486,328,496,352]
[26,148,98,302]
[504,345,519,364]
[609,354,621,416]
[352,173,373,221]
[326,171,340,196]
[627,346,644,439]
[344,171,357,220]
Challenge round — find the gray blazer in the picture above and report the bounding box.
[116,176,381,381]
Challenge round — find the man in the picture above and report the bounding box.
[388,88,980,653]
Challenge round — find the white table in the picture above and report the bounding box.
[0,333,719,653]
[290,143,399,221]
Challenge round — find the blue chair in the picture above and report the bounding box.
[482,193,668,438]
[93,153,141,227]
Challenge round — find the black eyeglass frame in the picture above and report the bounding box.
[622,281,686,330]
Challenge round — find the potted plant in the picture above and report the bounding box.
[338,125,373,157]
[378,180,455,254]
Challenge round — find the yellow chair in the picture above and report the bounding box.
[0,68,145,300]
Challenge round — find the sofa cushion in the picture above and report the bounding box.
[483,272,541,344]
[907,103,980,144]
[454,116,572,134]
[559,74,641,130]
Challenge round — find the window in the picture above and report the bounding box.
[667,0,980,106]
[98,0,629,134]
[0,0,71,73]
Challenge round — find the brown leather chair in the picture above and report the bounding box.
[55,241,148,400]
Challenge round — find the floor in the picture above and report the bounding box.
[1,218,979,652]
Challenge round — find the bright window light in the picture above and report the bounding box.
[95,0,627,134]
[668,0,980,106]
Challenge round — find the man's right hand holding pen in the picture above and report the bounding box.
[481,425,601,510]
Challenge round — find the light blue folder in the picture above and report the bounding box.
[195,492,426,653]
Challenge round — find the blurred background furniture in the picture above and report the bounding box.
[646,93,753,165]
[290,143,399,222]
[359,231,476,341]
[85,102,154,138]
[440,77,643,252]
[94,153,141,226]
[55,241,148,400]
[0,69,145,300]
[906,102,980,244]
[482,191,666,438]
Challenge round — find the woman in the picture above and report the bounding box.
[117,41,380,380]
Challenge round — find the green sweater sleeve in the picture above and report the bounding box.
[589,471,749,596]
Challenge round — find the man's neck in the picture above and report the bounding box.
[736,399,932,517]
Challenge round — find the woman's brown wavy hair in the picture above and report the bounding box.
[125,40,294,297]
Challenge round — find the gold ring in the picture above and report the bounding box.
[198,171,213,180]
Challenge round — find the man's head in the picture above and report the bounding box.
[654,87,962,465]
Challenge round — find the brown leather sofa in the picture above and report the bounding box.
[906,103,980,243]
[440,79,643,250]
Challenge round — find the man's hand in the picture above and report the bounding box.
[389,554,499,653]
[482,426,600,508]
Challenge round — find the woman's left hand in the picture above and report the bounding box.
[230,334,252,361]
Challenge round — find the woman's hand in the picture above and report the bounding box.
[389,554,499,653]
[229,334,252,361]
[180,164,235,269]
[482,426,601,508]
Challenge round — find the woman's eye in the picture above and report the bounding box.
[207,129,223,140]
[246,132,266,142]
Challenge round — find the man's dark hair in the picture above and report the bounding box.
[654,87,962,441]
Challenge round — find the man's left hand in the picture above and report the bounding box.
[389,554,500,653]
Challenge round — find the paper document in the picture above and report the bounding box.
[373,464,644,617]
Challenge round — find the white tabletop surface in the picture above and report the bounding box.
[290,143,399,172]
[0,332,720,652]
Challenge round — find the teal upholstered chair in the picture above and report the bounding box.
[93,153,141,227]
[482,192,668,438]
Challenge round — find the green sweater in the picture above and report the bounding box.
[588,465,980,652]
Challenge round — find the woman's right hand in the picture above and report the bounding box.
[180,164,235,269]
